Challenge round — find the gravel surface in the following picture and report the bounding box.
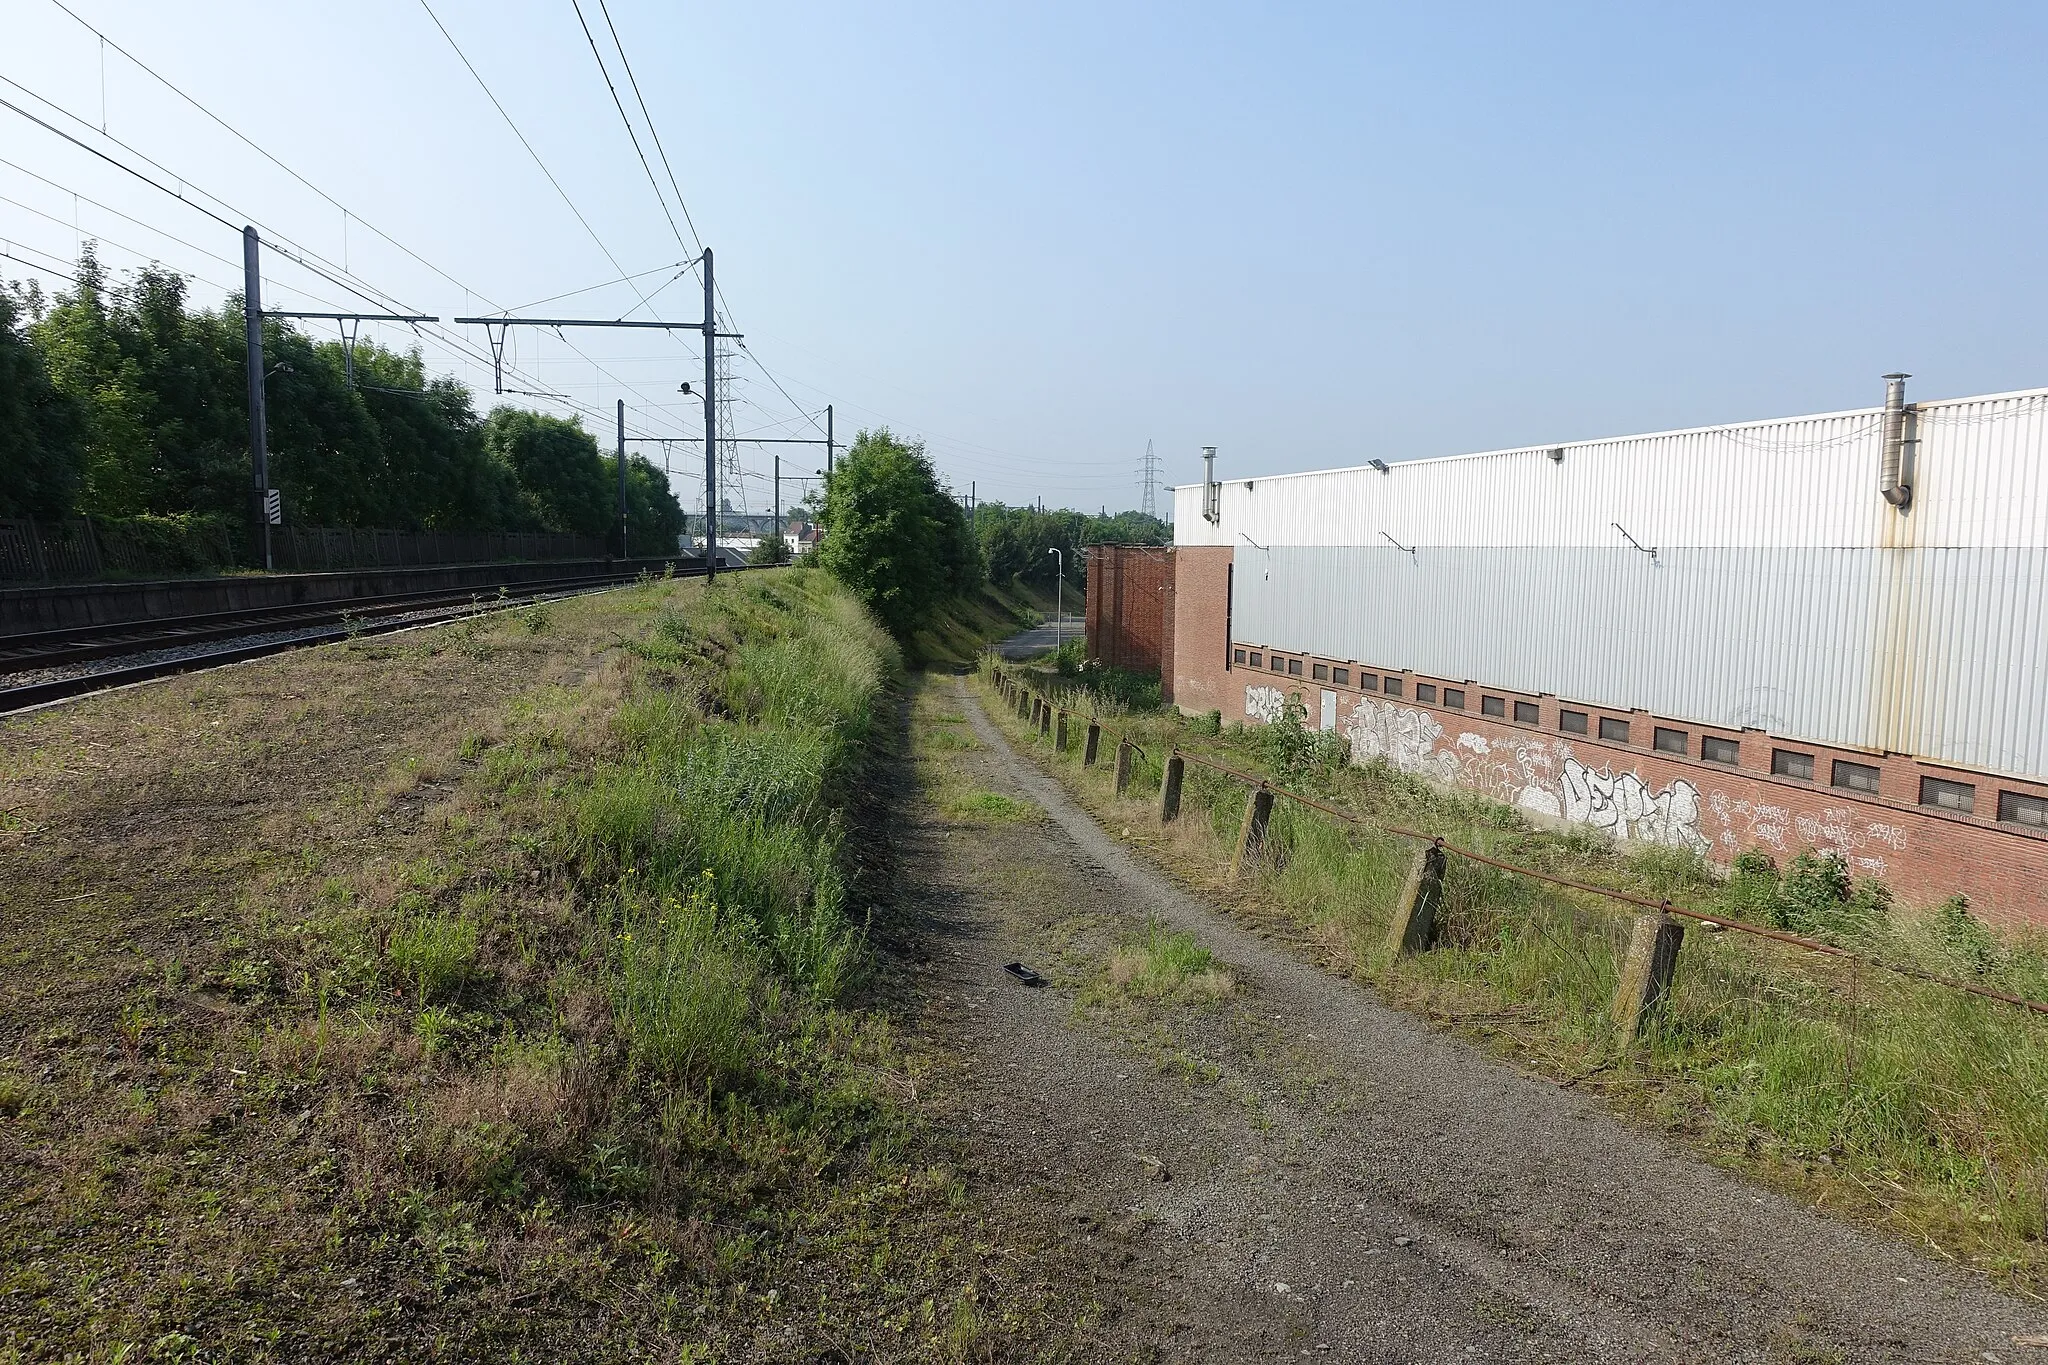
[902,675,2044,1363]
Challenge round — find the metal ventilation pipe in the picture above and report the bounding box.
[1880,372,1912,509]
[1202,446,1221,523]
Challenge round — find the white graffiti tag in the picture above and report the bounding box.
[1343,696,1458,782]
[1561,758,1709,854]
[1245,685,1286,724]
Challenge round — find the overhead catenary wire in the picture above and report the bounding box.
[415,0,676,347]
[0,74,698,442]
[22,3,811,500]
[1,48,701,441]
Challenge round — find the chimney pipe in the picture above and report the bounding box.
[1880,372,1912,509]
[1202,446,1220,524]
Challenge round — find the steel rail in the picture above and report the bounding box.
[2,567,681,669]
[2,563,741,715]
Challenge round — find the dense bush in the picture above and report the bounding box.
[818,429,978,637]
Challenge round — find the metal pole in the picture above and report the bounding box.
[773,453,780,556]
[825,403,834,475]
[702,247,717,577]
[242,226,271,571]
[616,398,628,559]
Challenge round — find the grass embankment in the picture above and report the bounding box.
[977,659,2048,1293]
[903,581,1039,669]
[0,570,1072,1360]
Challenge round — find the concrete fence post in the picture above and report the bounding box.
[1056,710,1069,752]
[1230,786,1276,881]
[1159,753,1185,822]
[1384,843,1449,958]
[1612,911,1685,1043]
[1114,740,1135,794]
[1084,723,1102,767]
[1038,701,1052,736]
[1018,689,1030,720]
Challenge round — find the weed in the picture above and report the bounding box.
[386,910,480,1004]
[414,1005,465,1053]
[1107,920,1234,1002]
[945,790,1036,822]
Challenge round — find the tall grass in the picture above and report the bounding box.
[980,658,2048,1282]
[578,570,899,1086]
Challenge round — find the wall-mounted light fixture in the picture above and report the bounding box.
[1546,447,1564,464]
[1368,459,1390,474]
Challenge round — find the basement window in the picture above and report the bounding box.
[1701,735,1740,765]
[1513,700,1540,724]
[1653,726,1688,755]
[1248,652,1263,669]
[1598,717,1630,743]
[1920,776,1976,814]
[1771,749,1814,781]
[1831,760,1881,794]
[1360,673,1378,691]
[2000,790,2048,828]
[1443,688,1466,710]
[1287,658,1302,676]
[1332,667,1351,686]
[1559,710,1589,735]
[1233,648,1246,664]
[1482,695,1506,718]
[1312,663,1329,681]
[1415,683,1437,703]
[1383,678,1405,698]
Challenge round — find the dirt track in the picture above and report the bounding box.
[898,675,2043,1363]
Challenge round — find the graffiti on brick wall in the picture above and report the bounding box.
[1248,689,1909,868]
[1343,695,1458,782]
[1560,758,1709,854]
[1703,793,1904,876]
[1337,698,1709,854]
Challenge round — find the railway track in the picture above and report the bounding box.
[0,561,731,715]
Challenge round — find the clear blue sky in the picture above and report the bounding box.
[5,1,2045,516]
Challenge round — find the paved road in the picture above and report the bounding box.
[992,616,1084,661]
[905,675,2044,1362]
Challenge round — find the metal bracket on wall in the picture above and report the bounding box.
[1379,531,1417,560]
[1613,522,1660,565]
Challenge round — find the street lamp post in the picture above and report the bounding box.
[1047,546,1063,637]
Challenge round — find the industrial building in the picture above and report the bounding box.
[1091,379,2048,930]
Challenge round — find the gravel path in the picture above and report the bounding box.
[904,675,2043,1363]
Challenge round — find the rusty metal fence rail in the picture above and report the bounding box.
[988,664,2048,1021]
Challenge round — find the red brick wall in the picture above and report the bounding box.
[1167,546,1233,715]
[1084,546,1173,675]
[1165,588,2048,929]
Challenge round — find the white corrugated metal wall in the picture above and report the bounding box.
[1176,388,2048,780]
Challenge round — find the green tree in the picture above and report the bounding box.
[33,249,245,520]
[819,429,976,635]
[482,408,610,536]
[0,284,85,518]
[623,453,685,554]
